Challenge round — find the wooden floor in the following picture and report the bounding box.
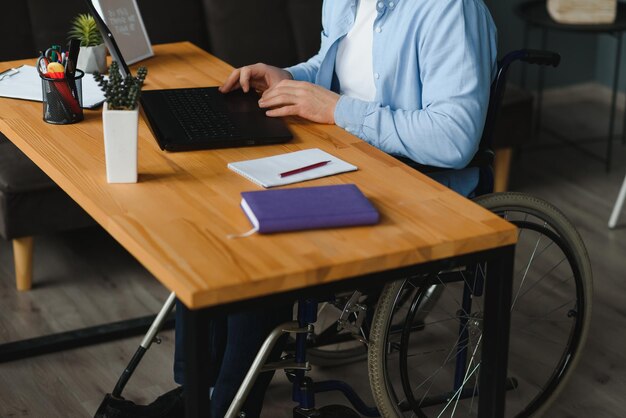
[1,84,626,417]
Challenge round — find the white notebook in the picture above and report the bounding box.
[0,65,106,109]
[228,148,358,188]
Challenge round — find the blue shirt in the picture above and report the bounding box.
[286,0,498,196]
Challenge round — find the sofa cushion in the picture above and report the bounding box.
[0,185,95,240]
[0,133,55,193]
[138,0,210,50]
[0,133,94,240]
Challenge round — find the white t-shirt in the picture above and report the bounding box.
[335,0,377,102]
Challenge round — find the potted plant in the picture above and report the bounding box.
[68,13,107,73]
[95,61,148,183]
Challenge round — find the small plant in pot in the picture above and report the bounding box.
[95,61,148,183]
[68,13,107,73]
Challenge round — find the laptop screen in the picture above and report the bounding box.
[82,0,132,77]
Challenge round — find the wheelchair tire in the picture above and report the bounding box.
[368,192,592,417]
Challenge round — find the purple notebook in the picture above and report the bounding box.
[240,184,380,234]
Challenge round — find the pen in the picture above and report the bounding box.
[65,39,80,79]
[65,39,81,105]
[0,67,19,81]
[280,160,331,178]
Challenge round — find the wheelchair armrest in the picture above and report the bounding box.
[394,148,494,174]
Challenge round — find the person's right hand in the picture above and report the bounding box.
[219,63,293,94]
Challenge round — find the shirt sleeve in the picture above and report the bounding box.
[284,32,327,83]
[334,0,497,170]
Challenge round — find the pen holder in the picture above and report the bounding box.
[40,70,84,124]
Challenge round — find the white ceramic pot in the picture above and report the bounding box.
[103,102,139,183]
[77,44,107,74]
[547,0,617,24]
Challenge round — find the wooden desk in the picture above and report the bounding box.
[0,42,517,417]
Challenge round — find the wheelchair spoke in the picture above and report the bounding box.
[517,214,529,241]
[447,334,482,417]
[468,363,480,415]
[405,319,475,407]
[514,256,568,304]
[434,275,464,310]
[512,226,545,310]
[513,236,554,278]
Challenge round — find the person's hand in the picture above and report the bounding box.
[258,80,340,124]
[219,63,293,94]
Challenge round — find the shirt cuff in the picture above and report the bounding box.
[334,95,377,142]
[284,65,309,82]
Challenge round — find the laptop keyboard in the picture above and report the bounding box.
[164,89,239,140]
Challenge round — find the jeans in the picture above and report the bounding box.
[174,300,293,418]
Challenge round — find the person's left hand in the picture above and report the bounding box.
[258,80,340,124]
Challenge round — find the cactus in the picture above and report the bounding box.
[94,62,147,111]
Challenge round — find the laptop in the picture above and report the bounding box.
[83,0,292,152]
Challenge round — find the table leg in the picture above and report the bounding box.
[607,33,623,172]
[183,305,213,418]
[477,245,514,418]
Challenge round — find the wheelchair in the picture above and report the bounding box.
[98,50,592,418]
[285,49,592,418]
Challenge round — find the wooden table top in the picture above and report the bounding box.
[0,42,517,309]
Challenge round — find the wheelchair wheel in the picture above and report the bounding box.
[367,192,592,417]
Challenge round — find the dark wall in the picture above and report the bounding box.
[0,0,321,70]
[201,0,322,68]
[0,3,35,61]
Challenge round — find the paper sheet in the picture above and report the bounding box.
[0,65,106,109]
[228,148,358,188]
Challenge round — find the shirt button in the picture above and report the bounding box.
[374,73,380,79]
[377,2,384,8]
[376,26,382,33]
[389,1,395,7]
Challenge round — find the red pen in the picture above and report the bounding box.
[280,160,331,178]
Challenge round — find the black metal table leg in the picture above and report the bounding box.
[607,32,623,172]
[477,245,515,418]
[184,305,213,418]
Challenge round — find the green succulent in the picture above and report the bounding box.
[68,14,103,47]
[94,62,148,111]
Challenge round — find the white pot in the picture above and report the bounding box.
[77,44,107,74]
[547,0,617,24]
[103,102,138,183]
